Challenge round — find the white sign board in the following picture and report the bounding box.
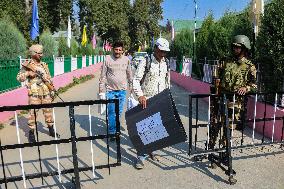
[181,58,192,77]
[136,112,169,145]
[54,57,64,76]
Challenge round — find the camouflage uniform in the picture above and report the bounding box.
[209,35,257,149]
[17,60,54,130]
[220,56,257,128]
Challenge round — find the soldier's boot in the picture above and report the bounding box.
[48,126,60,138]
[29,129,36,143]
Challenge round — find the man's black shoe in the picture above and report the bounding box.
[48,126,60,138]
[29,130,36,143]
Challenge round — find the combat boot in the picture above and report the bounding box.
[48,126,60,138]
[29,129,36,143]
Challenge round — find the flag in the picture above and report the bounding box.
[30,0,39,40]
[105,41,111,51]
[81,25,87,47]
[92,34,96,49]
[67,16,72,48]
[171,20,175,41]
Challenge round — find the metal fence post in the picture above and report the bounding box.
[69,105,81,189]
[114,99,121,165]
[188,96,193,155]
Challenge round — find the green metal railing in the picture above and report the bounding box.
[0,55,104,94]
[42,57,55,77]
[0,58,21,92]
[64,56,71,73]
[77,56,82,69]
[86,56,89,67]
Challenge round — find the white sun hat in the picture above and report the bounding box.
[155,38,170,52]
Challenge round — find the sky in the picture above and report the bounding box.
[160,0,251,25]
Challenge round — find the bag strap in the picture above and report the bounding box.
[140,56,152,86]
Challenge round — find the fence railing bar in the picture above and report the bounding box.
[194,98,199,151]
[53,108,62,182]
[188,96,193,155]
[88,105,96,179]
[252,94,258,144]
[0,139,8,189]
[0,135,112,150]
[0,99,117,112]
[0,163,121,184]
[262,97,267,143]
[281,117,284,143]
[34,109,44,185]
[231,94,236,145]
[14,111,27,188]
[206,96,210,150]
[272,93,278,142]
[69,105,81,189]
[105,102,111,175]
[115,100,121,164]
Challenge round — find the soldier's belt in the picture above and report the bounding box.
[29,94,50,98]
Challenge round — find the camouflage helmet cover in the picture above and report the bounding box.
[232,35,251,50]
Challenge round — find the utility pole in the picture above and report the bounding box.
[193,0,198,75]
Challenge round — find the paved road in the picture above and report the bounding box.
[0,71,284,189]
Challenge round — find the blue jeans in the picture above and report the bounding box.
[106,90,126,134]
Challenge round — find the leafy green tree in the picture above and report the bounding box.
[196,13,214,60]
[71,38,80,56]
[207,22,230,59]
[129,0,163,51]
[78,0,131,48]
[171,29,193,72]
[81,43,93,56]
[58,37,69,56]
[0,18,27,59]
[0,0,30,42]
[0,0,74,42]
[231,8,253,42]
[39,30,58,57]
[256,0,284,91]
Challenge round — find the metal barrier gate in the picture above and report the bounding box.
[188,92,284,185]
[0,99,121,189]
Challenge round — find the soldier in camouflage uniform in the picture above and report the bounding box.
[220,35,257,130]
[208,35,257,150]
[17,44,59,143]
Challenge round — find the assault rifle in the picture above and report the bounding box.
[21,62,64,102]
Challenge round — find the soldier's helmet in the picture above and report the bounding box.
[232,35,251,50]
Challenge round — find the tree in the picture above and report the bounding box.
[171,29,194,72]
[0,18,27,59]
[78,0,131,48]
[39,30,58,57]
[58,37,69,56]
[0,0,30,42]
[256,0,284,91]
[196,13,214,60]
[129,0,163,51]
